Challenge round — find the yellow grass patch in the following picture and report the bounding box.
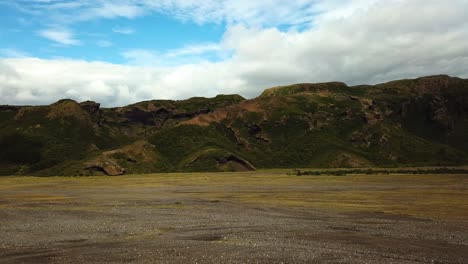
[0,172,467,220]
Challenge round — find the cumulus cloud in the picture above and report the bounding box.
[0,58,162,106]
[1,0,468,106]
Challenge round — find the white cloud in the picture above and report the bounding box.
[0,58,161,106]
[138,0,317,27]
[4,0,145,23]
[112,26,135,35]
[37,28,80,45]
[8,0,318,27]
[2,0,468,107]
[121,49,161,66]
[122,43,223,66]
[166,43,222,57]
[80,2,143,20]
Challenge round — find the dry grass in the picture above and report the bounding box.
[0,172,467,221]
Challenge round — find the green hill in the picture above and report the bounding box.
[1,75,467,176]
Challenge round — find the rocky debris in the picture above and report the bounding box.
[85,160,125,176]
[3,174,468,263]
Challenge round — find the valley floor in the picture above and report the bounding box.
[0,172,467,263]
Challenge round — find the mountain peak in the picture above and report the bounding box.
[260,82,348,97]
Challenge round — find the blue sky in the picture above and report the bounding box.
[0,1,227,64]
[1,0,468,106]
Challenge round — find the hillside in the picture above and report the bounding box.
[1,75,467,176]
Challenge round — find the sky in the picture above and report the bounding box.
[0,0,468,107]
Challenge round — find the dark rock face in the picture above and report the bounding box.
[0,106,21,111]
[116,107,212,128]
[85,160,126,176]
[123,107,157,125]
[415,75,453,94]
[216,155,256,171]
[79,101,101,122]
[173,108,211,119]
[80,101,100,114]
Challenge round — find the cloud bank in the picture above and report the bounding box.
[1,0,468,106]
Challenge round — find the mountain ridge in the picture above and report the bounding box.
[1,74,467,176]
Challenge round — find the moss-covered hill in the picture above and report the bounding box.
[1,75,467,176]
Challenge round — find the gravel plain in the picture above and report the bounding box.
[0,172,467,263]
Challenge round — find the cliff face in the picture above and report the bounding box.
[1,75,467,176]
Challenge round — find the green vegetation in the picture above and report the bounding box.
[1,75,468,176]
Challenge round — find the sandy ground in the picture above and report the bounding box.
[0,172,467,263]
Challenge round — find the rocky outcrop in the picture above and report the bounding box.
[85,160,126,176]
[216,155,256,171]
[46,99,92,124]
[83,140,157,175]
[103,140,157,163]
[260,82,348,97]
[79,101,101,119]
[102,95,245,127]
